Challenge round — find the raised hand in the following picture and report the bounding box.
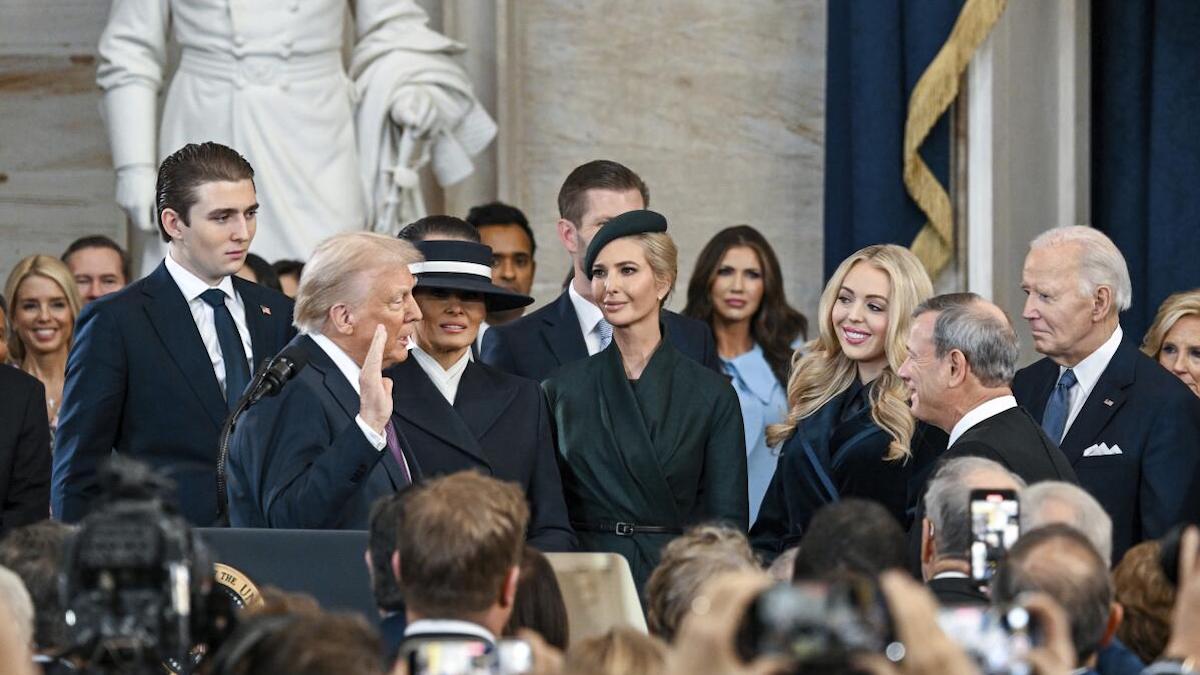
[359,324,394,434]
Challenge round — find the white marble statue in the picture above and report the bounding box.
[98,0,496,271]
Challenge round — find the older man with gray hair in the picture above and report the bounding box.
[1021,481,1113,566]
[899,292,1076,485]
[228,232,425,529]
[921,456,1025,606]
[1014,225,1200,563]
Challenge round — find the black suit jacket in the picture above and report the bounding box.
[927,575,988,607]
[480,291,720,381]
[386,358,576,552]
[52,262,295,525]
[0,366,51,534]
[227,335,420,529]
[944,406,1078,485]
[1013,333,1200,561]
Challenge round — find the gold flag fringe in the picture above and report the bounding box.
[905,0,1007,279]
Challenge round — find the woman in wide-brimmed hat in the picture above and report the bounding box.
[384,233,576,552]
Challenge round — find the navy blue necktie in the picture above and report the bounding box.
[1041,368,1077,443]
[200,288,251,410]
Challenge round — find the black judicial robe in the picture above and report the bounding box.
[542,334,749,592]
[749,378,948,561]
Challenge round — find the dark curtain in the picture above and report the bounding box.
[1093,1,1200,337]
[822,0,961,279]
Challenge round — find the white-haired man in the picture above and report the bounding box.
[1013,226,1200,563]
[228,232,424,529]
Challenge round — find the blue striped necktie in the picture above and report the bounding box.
[1041,368,1077,443]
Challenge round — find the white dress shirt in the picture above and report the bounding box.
[307,332,387,451]
[569,283,607,356]
[1059,325,1123,437]
[948,395,1019,447]
[410,346,472,405]
[475,321,491,355]
[164,253,253,397]
[403,618,496,645]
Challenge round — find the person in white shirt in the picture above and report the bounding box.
[1013,226,1200,562]
[385,236,576,552]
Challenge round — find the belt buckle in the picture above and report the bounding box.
[614,522,634,536]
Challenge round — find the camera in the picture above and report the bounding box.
[406,639,533,675]
[59,457,237,674]
[735,578,894,670]
[937,604,1043,675]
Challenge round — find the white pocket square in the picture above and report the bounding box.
[1082,443,1123,457]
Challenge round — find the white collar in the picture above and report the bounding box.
[1060,325,1123,394]
[568,283,605,335]
[931,571,970,580]
[164,251,235,302]
[948,395,1018,446]
[307,332,363,395]
[410,346,472,405]
[404,618,495,644]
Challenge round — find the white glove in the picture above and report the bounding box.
[389,85,440,137]
[114,164,158,234]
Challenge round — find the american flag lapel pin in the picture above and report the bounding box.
[261,305,271,316]
[1103,398,1114,407]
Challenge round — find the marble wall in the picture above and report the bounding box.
[497,0,828,319]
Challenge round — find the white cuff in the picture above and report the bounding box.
[355,414,387,451]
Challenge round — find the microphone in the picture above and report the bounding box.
[246,345,310,404]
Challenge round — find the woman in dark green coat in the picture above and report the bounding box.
[542,210,748,591]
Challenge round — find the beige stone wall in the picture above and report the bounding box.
[498,0,827,320]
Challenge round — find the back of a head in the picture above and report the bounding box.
[212,610,384,675]
[504,546,570,651]
[563,627,668,675]
[992,524,1112,665]
[366,492,406,613]
[397,215,481,243]
[0,521,74,653]
[398,471,529,619]
[1112,540,1174,664]
[914,292,1019,388]
[1020,481,1113,566]
[0,565,33,651]
[645,524,759,642]
[557,160,649,226]
[924,457,1025,561]
[793,499,906,580]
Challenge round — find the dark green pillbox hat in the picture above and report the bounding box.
[583,209,668,279]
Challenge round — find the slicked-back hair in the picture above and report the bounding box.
[924,457,1026,560]
[155,142,255,243]
[466,202,536,256]
[991,524,1113,664]
[397,215,481,243]
[398,471,528,619]
[913,292,1020,387]
[293,232,422,334]
[557,160,649,227]
[366,493,405,612]
[62,235,131,283]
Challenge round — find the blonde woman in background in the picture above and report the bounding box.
[1142,290,1200,397]
[4,256,82,435]
[750,244,948,560]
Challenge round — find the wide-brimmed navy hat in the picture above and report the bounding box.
[409,240,534,312]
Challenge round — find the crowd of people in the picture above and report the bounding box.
[1,140,1200,673]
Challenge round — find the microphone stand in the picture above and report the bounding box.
[213,363,273,527]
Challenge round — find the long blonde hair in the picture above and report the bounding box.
[1142,289,1200,359]
[3,255,82,364]
[766,245,932,461]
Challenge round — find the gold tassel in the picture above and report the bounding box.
[905,0,1007,279]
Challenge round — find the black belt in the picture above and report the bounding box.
[571,521,682,537]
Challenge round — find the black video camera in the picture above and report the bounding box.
[59,457,237,674]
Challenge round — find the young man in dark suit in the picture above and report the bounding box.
[52,142,295,525]
[227,232,423,529]
[0,363,51,536]
[1014,226,1200,562]
[480,160,719,381]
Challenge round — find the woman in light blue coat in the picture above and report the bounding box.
[684,226,807,525]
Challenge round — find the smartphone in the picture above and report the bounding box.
[937,604,1041,675]
[969,488,1020,583]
